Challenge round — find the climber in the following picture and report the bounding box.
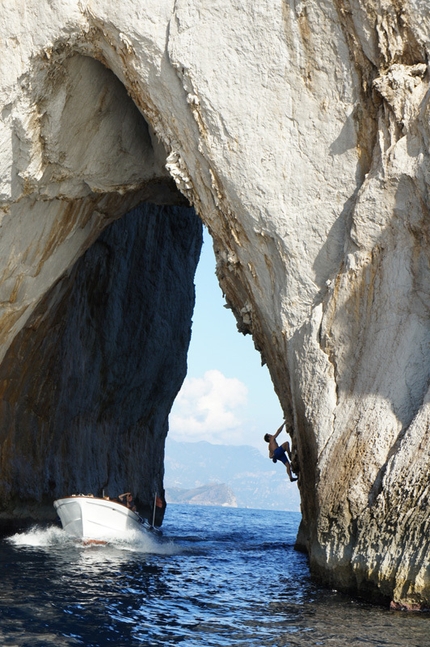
[264,422,298,482]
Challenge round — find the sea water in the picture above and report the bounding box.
[1,505,429,646]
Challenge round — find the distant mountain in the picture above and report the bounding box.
[166,483,237,507]
[164,438,300,511]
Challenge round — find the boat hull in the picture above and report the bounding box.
[54,496,145,541]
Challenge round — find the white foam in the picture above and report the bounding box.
[115,529,181,556]
[7,524,72,547]
[6,524,181,555]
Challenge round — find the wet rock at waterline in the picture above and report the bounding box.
[1,0,430,607]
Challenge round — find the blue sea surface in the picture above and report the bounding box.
[1,505,429,646]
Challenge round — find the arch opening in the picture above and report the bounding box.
[0,51,202,527]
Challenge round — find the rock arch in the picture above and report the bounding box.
[1,0,430,608]
[0,44,202,524]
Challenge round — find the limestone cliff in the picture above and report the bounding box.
[0,0,430,607]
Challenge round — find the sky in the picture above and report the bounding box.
[169,227,284,454]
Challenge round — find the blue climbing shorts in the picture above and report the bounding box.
[272,446,288,465]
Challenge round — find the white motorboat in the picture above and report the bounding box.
[54,495,154,542]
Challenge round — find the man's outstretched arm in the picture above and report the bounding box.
[273,421,285,439]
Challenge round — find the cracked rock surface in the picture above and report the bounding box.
[0,0,430,607]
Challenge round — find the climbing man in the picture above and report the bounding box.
[264,422,298,482]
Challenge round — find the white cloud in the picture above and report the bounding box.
[169,369,248,444]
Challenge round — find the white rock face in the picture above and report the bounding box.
[0,0,430,607]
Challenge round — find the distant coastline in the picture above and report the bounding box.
[166,483,237,507]
[165,437,300,511]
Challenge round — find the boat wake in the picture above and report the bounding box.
[117,529,180,555]
[7,524,180,555]
[7,524,70,548]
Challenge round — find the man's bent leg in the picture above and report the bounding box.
[281,441,292,460]
[285,460,298,482]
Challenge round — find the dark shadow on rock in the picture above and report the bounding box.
[0,202,202,523]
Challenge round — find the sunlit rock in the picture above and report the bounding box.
[0,0,430,607]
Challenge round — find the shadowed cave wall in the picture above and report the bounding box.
[0,202,202,528]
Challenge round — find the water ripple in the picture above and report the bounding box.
[1,507,429,646]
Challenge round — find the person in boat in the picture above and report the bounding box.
[118,492,137,512]
[264,422,298,482]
